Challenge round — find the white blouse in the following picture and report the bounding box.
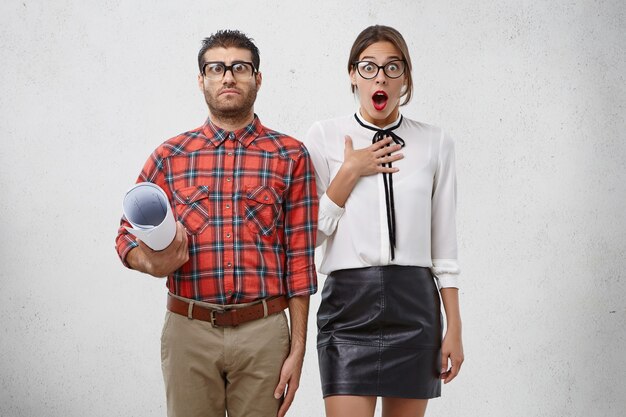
[303,112,460,289]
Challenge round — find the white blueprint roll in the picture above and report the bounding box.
[122,182,176,251]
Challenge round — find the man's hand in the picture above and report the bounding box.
[273,295,309,417]
[274,349,304,417]
[126,221,189,277]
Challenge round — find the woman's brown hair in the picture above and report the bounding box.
[348,25,413,106]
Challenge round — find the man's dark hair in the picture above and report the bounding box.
[198,30,260,73]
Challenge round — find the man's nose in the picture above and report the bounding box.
[222,68,237,84]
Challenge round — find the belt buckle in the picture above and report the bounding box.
[210,309,219,327]
[210,307,235,327]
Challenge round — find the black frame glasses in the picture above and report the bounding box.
[353,59,406,79]
[201,61,257,80]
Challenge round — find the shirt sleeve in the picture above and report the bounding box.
[282,143,319,297]
[303,122,345,247]
[114,147,167,268]
[430,131,461,289]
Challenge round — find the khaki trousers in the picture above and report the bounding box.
[161,295,291,417]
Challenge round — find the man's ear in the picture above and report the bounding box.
[197,73,204,91]
[255,71,262,91]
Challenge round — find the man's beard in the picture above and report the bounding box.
[204,86,258,124]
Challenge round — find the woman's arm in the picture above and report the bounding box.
[440,288,464,383]
[431,130,464,383]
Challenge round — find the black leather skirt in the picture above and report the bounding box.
[317,265,442,399]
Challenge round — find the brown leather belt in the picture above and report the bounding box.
[167,293,288,327]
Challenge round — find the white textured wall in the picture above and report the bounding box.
[1,1,624,416]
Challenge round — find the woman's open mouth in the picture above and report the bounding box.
[372,90,388,111]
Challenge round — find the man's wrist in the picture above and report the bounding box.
[127,246,152,275]
[126,247,140,270]
[289,341,306,357]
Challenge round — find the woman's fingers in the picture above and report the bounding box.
[444,362,460,384]
[376,166,400,173]
[372,145,403,173]
[344,135,354,153]
[376,152,404,164]
[440,351,463,384]
[369,135,394,150]
[373,144,402,158]
[447,354,463,383]
[440,353,450,378]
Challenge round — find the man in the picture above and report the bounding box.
[115,30,318,417]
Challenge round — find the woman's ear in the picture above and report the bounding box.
[349,69,357,87]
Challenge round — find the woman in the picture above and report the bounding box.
[303,25,464,417]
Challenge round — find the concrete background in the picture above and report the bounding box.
[1,1,625,416]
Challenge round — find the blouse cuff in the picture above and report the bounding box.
[317,193,345,237]
[319,193,345,218]
[431,259,460,289]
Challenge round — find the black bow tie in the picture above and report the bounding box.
[354,114,405,260]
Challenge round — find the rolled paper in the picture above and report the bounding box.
[123,182,176,251]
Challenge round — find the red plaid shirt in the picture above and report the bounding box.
[116,116,318,304]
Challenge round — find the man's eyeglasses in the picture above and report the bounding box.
[202,61,257,81]
[353,60,406,79]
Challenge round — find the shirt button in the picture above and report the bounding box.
[227,262,232,267]
[229,132,235,140]
[227,152,233,156]
[264,196,269,201]
[225,204,231,209]
[226,177,231,182]
[227,290,233,295]
[226,233,231,238]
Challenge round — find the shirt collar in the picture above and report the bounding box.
[355,109,402,131]
[202,114,262,148]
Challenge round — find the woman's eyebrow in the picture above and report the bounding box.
[360,55,402,61]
